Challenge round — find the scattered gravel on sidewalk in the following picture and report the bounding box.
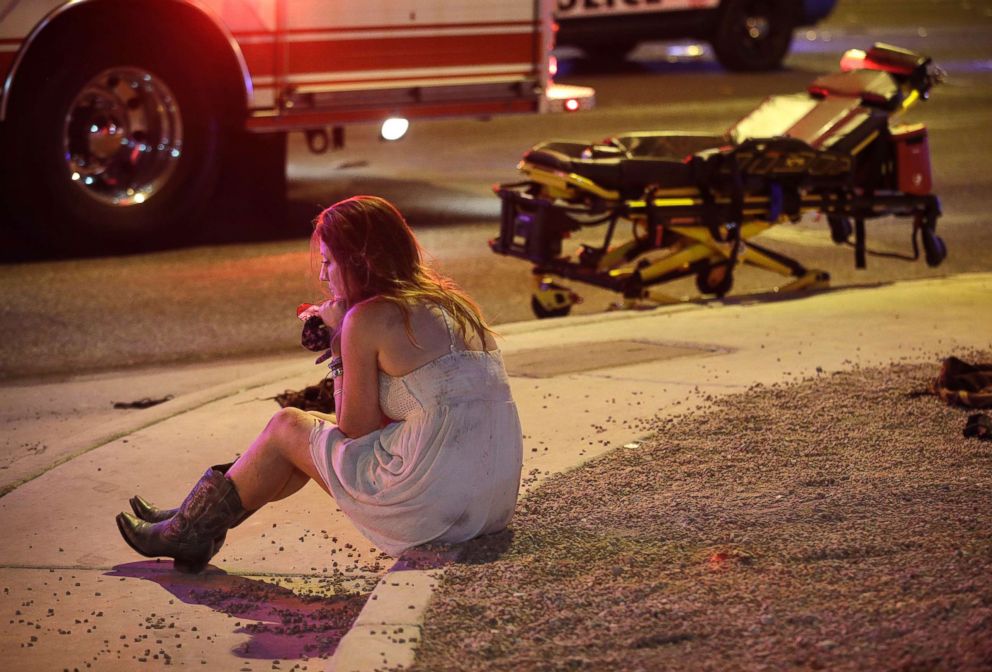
[409,356,992,672]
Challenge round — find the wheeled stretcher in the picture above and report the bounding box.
[491,44,947,318]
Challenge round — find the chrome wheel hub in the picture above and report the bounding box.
[63,67,183,207]
[745,16,771,40]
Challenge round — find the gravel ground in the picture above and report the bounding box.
[408,357,992,672]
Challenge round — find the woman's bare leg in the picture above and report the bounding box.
[267,469,310,503]
[226,407,331,511]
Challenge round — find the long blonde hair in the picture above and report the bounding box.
[313,195,494,346]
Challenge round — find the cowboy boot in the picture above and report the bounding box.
[116,467,250,574]
[128,495,187,523]
[129,463,237,523]
[128,463,252,556]
[130,497,253,526]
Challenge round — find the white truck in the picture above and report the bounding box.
[555,0,838,71]
[0,0,591,252]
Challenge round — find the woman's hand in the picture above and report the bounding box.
[298,299,348,330]
[318,299,349,332]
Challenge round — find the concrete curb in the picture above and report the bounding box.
[332,569,441,672]
[495,302,704,336]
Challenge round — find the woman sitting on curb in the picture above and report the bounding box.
[116,195,524,573]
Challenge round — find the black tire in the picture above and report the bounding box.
[922,231,947,268]
[711,0,795,72]
[695,262,734,297]
[531,295,573,319]
[2,22,224,254]
[828,216,852,244]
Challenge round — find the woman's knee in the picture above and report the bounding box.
[265,407,315,445]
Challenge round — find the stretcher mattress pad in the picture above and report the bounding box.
[524,141,698,195]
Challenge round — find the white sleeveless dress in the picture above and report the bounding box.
[308,307,523,556]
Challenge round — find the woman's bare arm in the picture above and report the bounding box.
[334,303,385,438]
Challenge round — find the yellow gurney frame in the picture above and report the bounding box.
[490,44,947,318]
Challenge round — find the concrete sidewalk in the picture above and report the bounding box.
[0,273,989,671]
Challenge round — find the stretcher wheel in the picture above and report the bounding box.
[531,296,572,319]
[531,277,579,318]
[695,263,734,297]
[828,216,852,244]
[923,231,947,267]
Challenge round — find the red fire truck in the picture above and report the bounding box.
[0,0,591,252]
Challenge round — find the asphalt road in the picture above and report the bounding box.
[1,0,990,381]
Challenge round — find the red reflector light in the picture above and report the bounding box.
[565,98,579,112]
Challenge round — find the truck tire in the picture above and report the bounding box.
[711,0,795,71]
[2,28,223,254]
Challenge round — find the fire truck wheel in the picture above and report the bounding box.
[3,35,222,254]
[711,0,795,71]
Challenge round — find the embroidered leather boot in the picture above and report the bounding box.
[116,467,249,574]
[128,463,251,556]
[129,463,240,523]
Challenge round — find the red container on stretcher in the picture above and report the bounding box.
[891,123,933,195]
